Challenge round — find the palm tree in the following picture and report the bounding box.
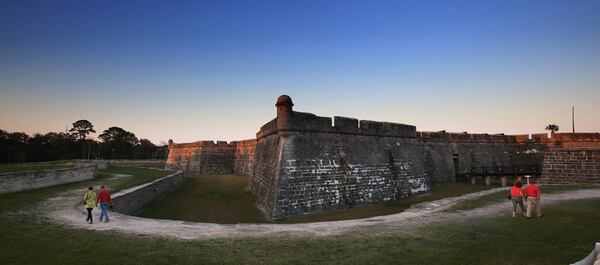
[545,124,559,134]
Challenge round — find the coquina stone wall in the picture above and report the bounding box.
[233,139,257,177]
[0,165,97,194]
[103,159,165,168]
[112,171,184,215]
[74,160,110,169]
[532,133,600,148]
[166,141,235,174]
[540,148,600,184]
[418,131,546,183]
[245,97,430,219]
[165,95,600,220]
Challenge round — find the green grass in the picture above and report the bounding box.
[138,174,266,223]
[139,176,496,224]
[1,169,598,264]
[0,165,174,213]
[446,184,600,212]
[0,160,75,173]
[0,198,598,264]
[281,183,497,223]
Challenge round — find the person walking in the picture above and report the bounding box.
[96,185,113,223]
[510,180,526,218]
[524,178,542,218]
[83,186,97,224]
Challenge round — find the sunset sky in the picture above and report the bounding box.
[1,0,599,144]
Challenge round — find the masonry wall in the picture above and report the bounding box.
[418,132,546,183]
[0,165,97,194]
[74,160,110,169]
[164,96,600,220]
[540,148,600,184]
[166,141,234,174]
[274,132,427,219]
[112,171,184,215]
[102,159,164,168]
[533,133,600,148]
[249,111,429,219]
[232,139,257,177]
[247,134,280,217]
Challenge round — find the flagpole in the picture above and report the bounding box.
[572,106,575,133]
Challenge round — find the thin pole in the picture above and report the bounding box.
[572,106,575,133]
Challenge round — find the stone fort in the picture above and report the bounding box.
[166,95,600,220]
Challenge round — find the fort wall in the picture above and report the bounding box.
[232,139,257,177]
[417,132,546,183]
[0,165,97,194]
[250,95,427,219]
[247,134,280,217]
[112,171,184,215]
[272,132,427,219]
[540,148,600,184]
[165,95,600,220]
[166,141,235,174]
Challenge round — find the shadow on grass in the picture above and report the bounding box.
[138,175,498,224]
[138,174,267,223]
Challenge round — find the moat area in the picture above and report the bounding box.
[137,175,500,224]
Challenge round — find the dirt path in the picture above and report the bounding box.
[39,186,600,240]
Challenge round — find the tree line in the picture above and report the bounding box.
[0,120,168,163]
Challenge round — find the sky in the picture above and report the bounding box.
[0,0,599,144]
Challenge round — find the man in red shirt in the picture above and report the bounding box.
[524,177,542,218]
[96,185,113,222]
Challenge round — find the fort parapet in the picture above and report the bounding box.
[166,95,600,220]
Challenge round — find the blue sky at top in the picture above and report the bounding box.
[1,0,599,143]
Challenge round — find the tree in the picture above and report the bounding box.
[69,120,96,159]
[99,127,138,158]
[69,120,96,140]
[136,138,157,159]
[545,124,559,134]
[4,132,29,163]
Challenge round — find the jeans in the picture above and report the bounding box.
[511,196,525,213]
[99,202,110,221]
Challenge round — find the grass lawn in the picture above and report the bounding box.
[139,175,497,224]
[1,197,598,264]
[0,160,75,173]
[0,169,598,264]
[0,165,174,212]
[446,184,600,212]
[281,182,496,223]
[138,174,266,223]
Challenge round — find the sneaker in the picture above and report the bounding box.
[105,219,109,223]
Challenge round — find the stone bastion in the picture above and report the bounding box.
[166,95,600,220]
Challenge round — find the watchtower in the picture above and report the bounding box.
[276,95,294,136]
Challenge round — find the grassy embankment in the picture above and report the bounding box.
[1,169,599,264]
[139,174,498,223]
[1,197,598,264]
[0,160,75,173]
[0,165,174,212]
